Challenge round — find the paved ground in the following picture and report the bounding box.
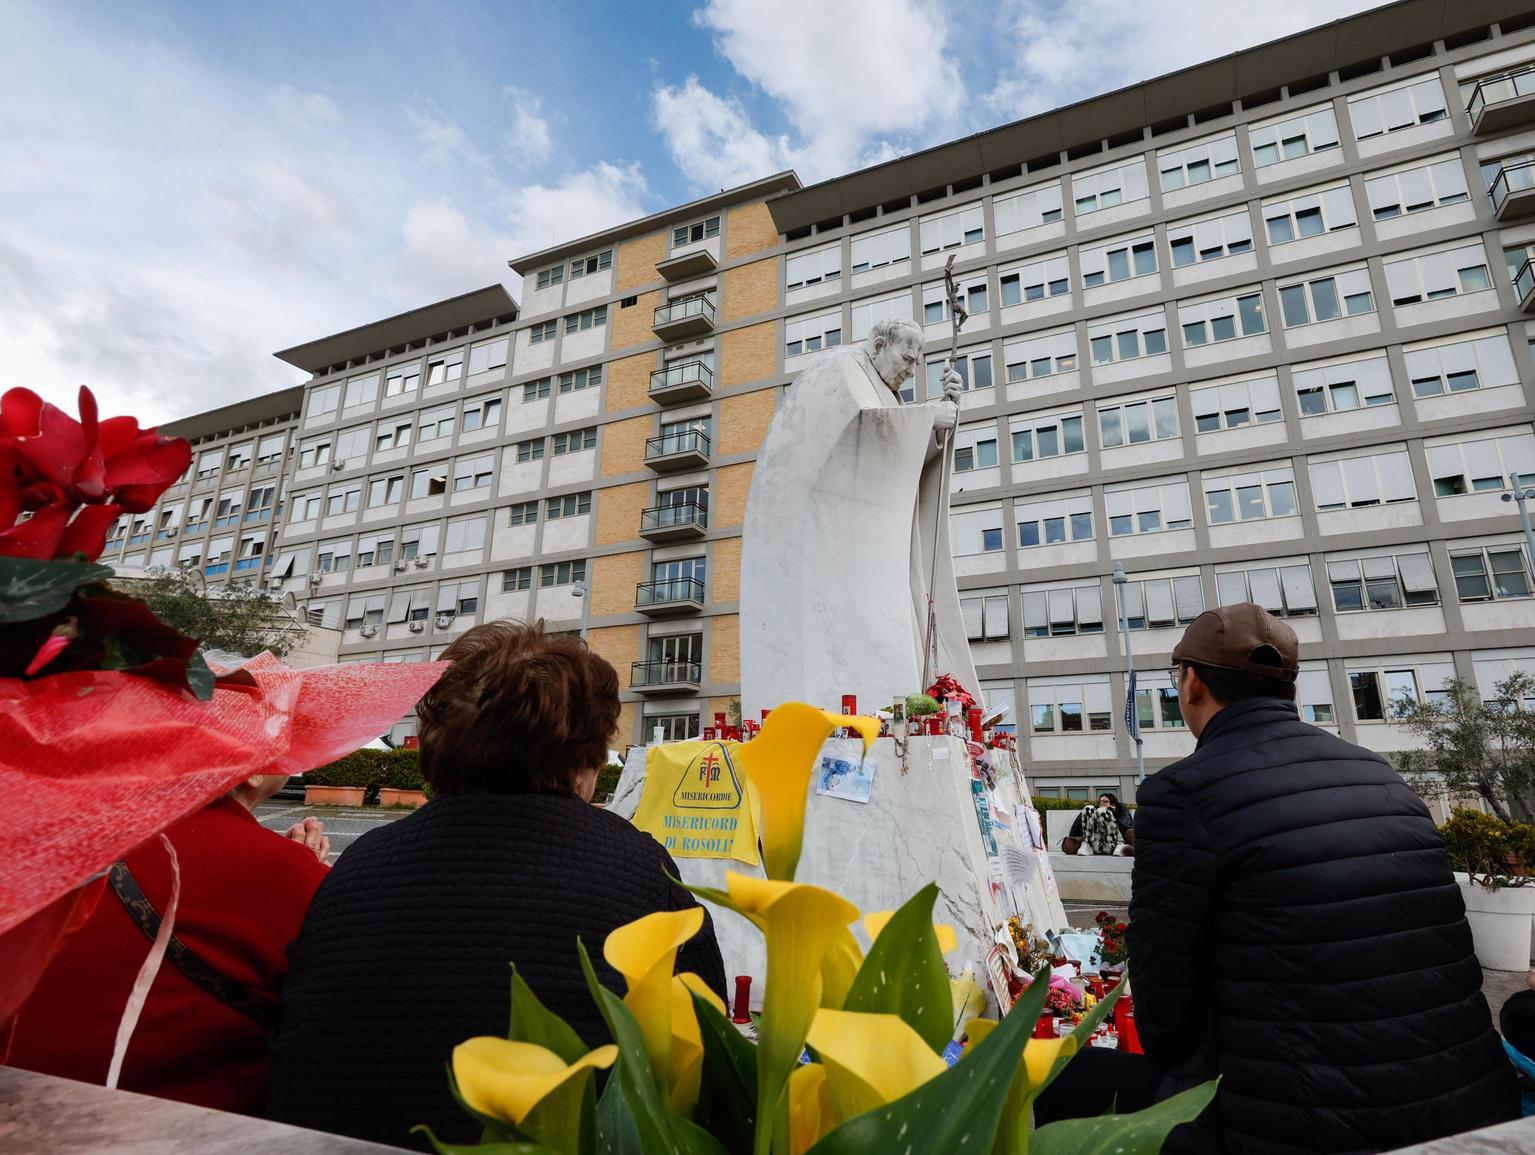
[254,801,410,865]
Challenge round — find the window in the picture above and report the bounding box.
[961,590,1010,641]
[1262,184,1357,244]
[1294,666,1337,725]
[1080,234,1157,287]
[952,424,999,473]
[443,514,488,554]
[919,204,984,255]
[1293,353,1394,415]
[333,426,369,464]
[1452,544,1533,602]
[1249,105,1340,167]
[298,437,331,469]
[410,466,448,499]
[950,505,1006,555]
[1348,74,1448,139]
[999,254,1069,305]
[467,337,509,376]
[1349,660,1453,721]
[1021,584,1104,638]
[1383,241,1492,306]
[255,434,286,464]
[993,182,1064,235]
[849,223,911,273]
[345,593,387,629]
[1215,561,1319,617]
[1117,574,1204,631]
[785,309,843,357]
[374,419,413,452]
[1098,394,1179,448]
[1028,679,1113,732]
[648,713,702,741]
[658,417,709,454]
[1191,374,1283,431]
[289,492,321,522]
[356,533,395,567]
[536,265,564,289]
[922,275,988,324]
[541,559,588,587]
[1016,492,1094,548]
[308,384,340,418]
[564,306,608,334]
[325,483,362,516]
[1133,674,1186,730]
[1308,449,1416,509]
[1472,651,1535,712]
[195,450,224,479]
[559,366,602,393]
[569,250,612,278]
[523,377,552,402]
[427,349,464,386]
[1203,466,1298,524]
[204,536,234,575]
[528,320,559,344]
[1072,158,1149,215]
[927,348,993,395]
[1166,210,1253,268]
[502,566,533,592]
[1087,310,1168,365]
[1365,156,1469,220]
[401,524,440,560]
[508,500,539,526]
[1328,550,1438,611]
[1105,478,1193,536]
[515,437,545,462]
[546,491,592,519]
[367,474,404,508]
[225,443,251,472]
[389,587,433,624]
[1157,133,1240,191]
[1426,431,1535,496]
[315,538,353,574]
[1010,410,1085,462]
[418,406,456,443]
[786,243,841,290]
[1004,329,1077,382]
[551,427,596,455]
[1278,266,1374,326]
[1404,331,1517,399]
[381,364,420,403]
[452,453,494,492]
[461,396,502,433]
[850,291,913,337]
[1178,291,1266,346]
[673,216,719,247]
[343,373,380,409]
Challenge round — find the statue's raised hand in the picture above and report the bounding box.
[940,364,964,405]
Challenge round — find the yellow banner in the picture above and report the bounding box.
[632,740,760,865]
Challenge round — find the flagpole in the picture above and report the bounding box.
[1112,563,1145,789]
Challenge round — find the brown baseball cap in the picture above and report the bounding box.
[1171,603,1300,682]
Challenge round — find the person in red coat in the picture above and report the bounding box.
[6,772,329,1114]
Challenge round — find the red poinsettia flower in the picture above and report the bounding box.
[0,387,190,560]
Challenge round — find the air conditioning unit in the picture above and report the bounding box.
[435,613,455,630]
[164,526,177,537]
[413,557,429,568]
[359,624,379,638]
[330,460,346,471]
[393,559,409,573]
[308,573,323,587]
[408,621,425,633]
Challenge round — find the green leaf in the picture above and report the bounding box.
[521,1070,597,1155]
[841,882,951,1053]
[595,1075,643,1155]
[411,1124,557,1154]
[804,962,1047,1155]
[0,556,111,623]
[690,991,758,1155]
[510,966,590,1064]
[1029,1080,1220,1155]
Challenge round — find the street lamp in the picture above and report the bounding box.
[571,580,590,641]
[1111,563,1146,788]
[1501,475,1535,582]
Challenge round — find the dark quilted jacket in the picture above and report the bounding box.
[265,792,726,1149]
[1127,698,1517,1154]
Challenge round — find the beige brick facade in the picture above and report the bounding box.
[713,536,742,602]
[601,414,651,478]
[719,388,774,456]
[714,462,754,528]
[720,322,776,388]
[595,480,650,547]
[726,202,777,260]
[587,624,641,688]
[592,551,645,617]
[616,232,666,294]
[610,289,661,352]
[614,703,636,751]
[723,259,776,323]
[606,353,654,413]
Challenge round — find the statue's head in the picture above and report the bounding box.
[865,318,923,393]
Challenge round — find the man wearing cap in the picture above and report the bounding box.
[1126,602,1516,1153]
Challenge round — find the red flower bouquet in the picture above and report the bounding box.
[1096,909,1130,967]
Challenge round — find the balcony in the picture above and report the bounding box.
[639,500,708,543]
[1469,65,1535,136]
[645,429,711,472]
[1489,158,1535,222]
[630,658,703,695]
[653,294,716,340]
[635,577,705,617]
[648,359,714,404]
[655,248,718,282]
[1518,259,1535,315]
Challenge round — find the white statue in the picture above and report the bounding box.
[739,319,981,718]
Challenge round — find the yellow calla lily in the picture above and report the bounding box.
[805,1007,947,1120]
[735,702,879,881]
[819,927,864,1010]
[861,910,960,955]
[603,906,704,1099]
[786,1062,836,1155]
[1022,1033,1079,1090]
[669,975,706,1115]
[451,1037,617,1126]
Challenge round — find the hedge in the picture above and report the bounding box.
[594,762,624,804]
[306,747,426,793]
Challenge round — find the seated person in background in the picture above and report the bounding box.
[266,620,726,1150]
[1066,792,1133,855]
[7,774,330,1114]
[1500,974,1535,1115]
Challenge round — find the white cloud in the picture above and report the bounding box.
[503,86,553,166]
[402,100,491,169]
[653,77,789,192]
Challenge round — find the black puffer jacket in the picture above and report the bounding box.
[266,792,726,1149]
[1127,698,1516,1153]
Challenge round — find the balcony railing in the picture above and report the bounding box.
[1489,158,1535,218]
[644,429,711,471]
[1517,258,1535,313]
[653,294,716,338]
[639,501,708,541]
[631,659,703,692]
[1468,63,1535,133]
[635,577,705,615]
[648,359,714,403]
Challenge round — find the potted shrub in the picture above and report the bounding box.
[1441,808,1535,971]
[379,748,429,809]
[304,749,382,807]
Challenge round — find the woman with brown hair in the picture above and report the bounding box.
[266,621,725,1149]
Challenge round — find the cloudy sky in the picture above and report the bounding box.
[1,0,1383,424]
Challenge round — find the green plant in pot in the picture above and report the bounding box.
[305,748,385,805]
